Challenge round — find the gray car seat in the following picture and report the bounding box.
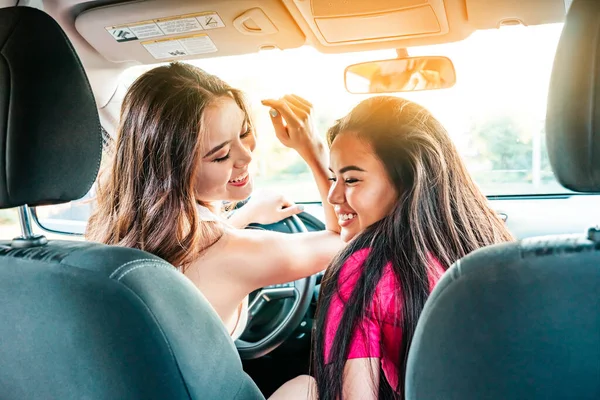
[0,6,264,400]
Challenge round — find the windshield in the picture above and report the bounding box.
[118,22,564,202]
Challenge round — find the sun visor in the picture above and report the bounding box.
[75,0,305,64]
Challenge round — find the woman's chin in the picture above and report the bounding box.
[226,179,253,201]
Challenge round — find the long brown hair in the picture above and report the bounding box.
[86,62,252,268]
[313,96,513,399]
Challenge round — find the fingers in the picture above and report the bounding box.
[263,94,313,118]
[265,94,311,110]
[284,100,306,119]
[290,94,312,109]
[279,195,294,209]
[261,100,292,142]
[284,94,312,113]
[262,99,301,128]
[279,204,305,219]
[268,107,288,139]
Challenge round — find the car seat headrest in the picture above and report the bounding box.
[546,0,600,192]
[0,6,101,208]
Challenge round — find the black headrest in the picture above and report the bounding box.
[0,7,101,208]
[406,239,600,399]
[546,0,600,192]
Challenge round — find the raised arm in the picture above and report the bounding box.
[261,95,340,233]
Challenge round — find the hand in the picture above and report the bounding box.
[403,70,442,91]
[231,190,304,227]
[261,95,325,162]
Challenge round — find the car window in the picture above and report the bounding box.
[33,22,568,236]
[118,22,566,201]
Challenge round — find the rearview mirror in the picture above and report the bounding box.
[345,56,456,94]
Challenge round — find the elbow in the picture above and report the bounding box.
[325,224,342,234]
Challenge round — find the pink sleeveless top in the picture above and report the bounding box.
[324,248,445,391]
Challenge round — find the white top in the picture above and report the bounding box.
[196,202,224,222]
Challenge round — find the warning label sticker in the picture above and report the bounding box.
[128,23,164,40]
[105,12,225,42]
[156,15,203,35]
[142,33,218,59]
[107,27,137,42]
[197,13,225,30]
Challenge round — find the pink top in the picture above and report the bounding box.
[324,248,445,391]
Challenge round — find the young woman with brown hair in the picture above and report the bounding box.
[87,62,342,339]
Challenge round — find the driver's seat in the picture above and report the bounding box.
[0,7,263,400]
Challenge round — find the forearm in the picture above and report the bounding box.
[232,229,343,290]
[303,143,341,233]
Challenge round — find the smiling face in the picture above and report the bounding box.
[193,96,256,203]
[327,132,398,242]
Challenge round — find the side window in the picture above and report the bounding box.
[0,208,22,239]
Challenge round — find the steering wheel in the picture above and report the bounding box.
[236,214,317,359]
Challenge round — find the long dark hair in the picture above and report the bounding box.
[86,62,252,269]
[313,96,513,399]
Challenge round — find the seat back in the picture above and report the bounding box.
[405,238,600,399]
